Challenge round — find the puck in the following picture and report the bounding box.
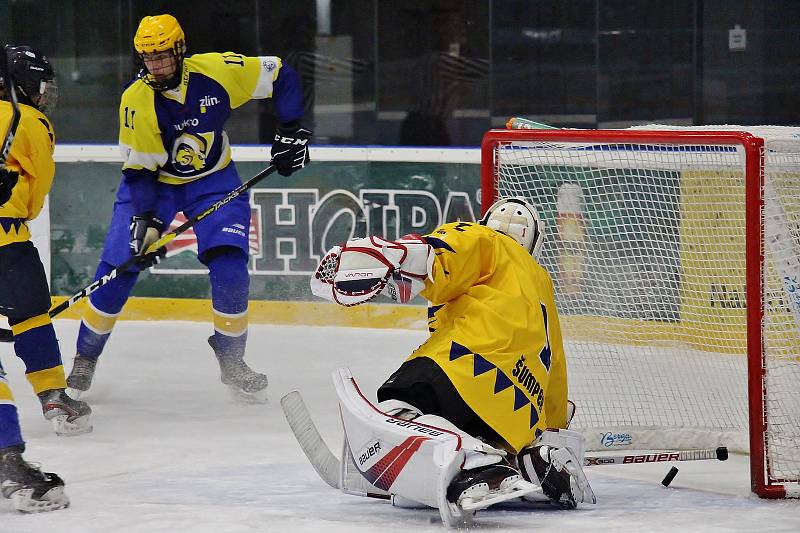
[661,466,679,487]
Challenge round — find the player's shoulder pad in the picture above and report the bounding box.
[121,72,143,91]
[424,221,478,251]
[120,77,152,105]
[183,52,232,76]
[430,221,494,238]
[19,103,55,150]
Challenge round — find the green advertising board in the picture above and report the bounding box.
[50,159,483,301]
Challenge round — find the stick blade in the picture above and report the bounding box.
[280,391,341,489]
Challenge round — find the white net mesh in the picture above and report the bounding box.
[487,128,800,489]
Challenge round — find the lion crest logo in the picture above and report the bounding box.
[171,132,215,174]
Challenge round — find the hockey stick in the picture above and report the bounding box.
[584,447,728,466]
[0,164,277,342]
[280,391,341,489]
[0,44,22,166]
[281,390,391,500]
[283,389,729,488]
[0,46,23,343]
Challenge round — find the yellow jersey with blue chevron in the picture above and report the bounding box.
[0,100,55,247]
[411,222,568,453]
[119,52,284,185]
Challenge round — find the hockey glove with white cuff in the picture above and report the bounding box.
[129,213,166,268]
[271,121,312,176]
[0,168,19,207]
[310,235,433,306]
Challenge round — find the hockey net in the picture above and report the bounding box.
[481,127,800,498]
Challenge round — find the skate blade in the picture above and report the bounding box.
[51,414,93,436]
[460,479,541,511]
[226,384,269,404]
[65,387,85,400]
[11,486,70,513]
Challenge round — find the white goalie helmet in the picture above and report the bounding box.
[480,197,544,257]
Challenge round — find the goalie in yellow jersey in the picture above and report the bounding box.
[311,197,595,522]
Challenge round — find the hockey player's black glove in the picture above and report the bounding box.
[129,213,166,268]
[271,121,312,177]
[0,168,19,207]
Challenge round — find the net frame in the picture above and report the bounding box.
[481,128,799,499]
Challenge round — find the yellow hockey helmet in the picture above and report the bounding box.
[134,14,185,55]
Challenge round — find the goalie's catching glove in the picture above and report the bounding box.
[271,121,312,176]
[310,235,433,306]
[129,213,166,268]
[0,168,19,207]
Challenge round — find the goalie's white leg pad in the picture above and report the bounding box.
[333,367,464,511]
[334,368,540,527]
[391,494,429,509]
[340,437,391,498]
[376,399,423,419]
[50,414,92,437]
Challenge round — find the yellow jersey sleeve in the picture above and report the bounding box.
[118,80,168,173]
[0,102,55,222]
[421,222,498,305]
[187,52,282,109]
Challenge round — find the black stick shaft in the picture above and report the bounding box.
[0,164,277,342]
[0,44,21,165]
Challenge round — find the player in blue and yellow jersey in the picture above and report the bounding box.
[0,45,87,513]
[67,15,311,400]
[311,197,595,513]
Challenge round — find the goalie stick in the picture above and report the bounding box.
[283,390,729,496]
[584,447,728,466]
[0,164,278,342]
[280,391,341,490]
[280,391,391,500]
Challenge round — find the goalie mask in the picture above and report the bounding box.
[480,197,544,257]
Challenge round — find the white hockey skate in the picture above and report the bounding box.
[446,464,541,511]
[0,447,70,513]
[38,389,93,436]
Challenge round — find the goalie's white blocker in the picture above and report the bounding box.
[479,197,544,257]
[311,235,433,306]
[333,368,540,527]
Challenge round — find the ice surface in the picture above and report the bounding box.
[1,320,798,532]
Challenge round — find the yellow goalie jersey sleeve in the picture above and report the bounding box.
[0,101,55,247]
[410,222,568,453]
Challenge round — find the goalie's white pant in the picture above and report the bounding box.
[333,368,514,525]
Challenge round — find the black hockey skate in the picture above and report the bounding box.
[518,444,576,508]
[0,446,70,513]
[208,336,269,400]
[66,355,98,397]
[446,463,538,511]
[38,389,93,436]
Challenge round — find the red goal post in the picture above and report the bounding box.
[481,128,800,499]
